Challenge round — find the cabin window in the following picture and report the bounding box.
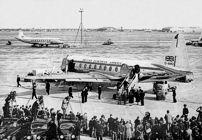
[115,67,118,72]
[89,64,91,69]
[104,66,107,71]
[94,65,97,69]
[99,65,102,70]
[109,66,112,71]
[79,63,82,68]
[84,64,87,69]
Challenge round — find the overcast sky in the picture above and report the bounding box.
[0,0,201,29]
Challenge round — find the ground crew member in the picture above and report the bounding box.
[32,81,37,99]
[45,81,50,95]
[17,75,21,87]
[68,86,73,98]
[98,84,102,100]
[172,86,177,103]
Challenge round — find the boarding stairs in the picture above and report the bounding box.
[119,72,139,94]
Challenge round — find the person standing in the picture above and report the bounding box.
[172,86,177,103]
[31,100,40,121]
[17,75,21,87]
[164,110,173,132]
[46,120,57,139]
[139,87,145,106]
[68,86,73,98]
[98,84,102,100]
[32,81,37,99]
[45,81,50,95]
[81,87,85,103]
[61,96,69,118]
[183,104,189,117]
[96,121,104,140]
[125,121,132,140]
[84,86,88,102]
[134,89,140,105]
[57,110,63,127]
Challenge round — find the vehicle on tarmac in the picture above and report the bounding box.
[57,119,80,140]
[0,117,30,140]
[102,39,114,45]
[22,118,49,140]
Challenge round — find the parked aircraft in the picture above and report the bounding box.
[24,34,194,87]
[186,32,202,46]
[15,30,64,47]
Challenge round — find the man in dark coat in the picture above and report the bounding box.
[81,87,85,103]
[84,86,88,102]
[17,75,21,87]
[69,86,73,98]
[171,121,180,140]
[183,104,189,117]
[172,86,177,103]
[98,84,102,100]
[107,114,114,137]
[96,121,104,140]
[45,81,50,95]
[139,87,145,106]
[89,118,94,137]
[134,89,140,105]
[32,82,37,99]
[46,120,57,139]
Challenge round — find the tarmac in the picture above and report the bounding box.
[0,32,202,139]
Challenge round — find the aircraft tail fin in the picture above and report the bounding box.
[18,30,25,38]
[163,34,190,71]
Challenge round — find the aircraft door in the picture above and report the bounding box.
[120,64,130,77]
[68,59,75,72]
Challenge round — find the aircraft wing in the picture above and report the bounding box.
[23,72,122,83]
[151,63,190,74]
[139,74,186,83]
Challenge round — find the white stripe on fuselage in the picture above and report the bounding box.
[66,55,163,76]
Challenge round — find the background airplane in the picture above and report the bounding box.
[23,33,194,88]
[15,30,64,47]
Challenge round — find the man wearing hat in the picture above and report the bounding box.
[183,104,189,117]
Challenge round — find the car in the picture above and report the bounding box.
[57,119,80,140]
[0,117,30,140]
[22,118,49,140]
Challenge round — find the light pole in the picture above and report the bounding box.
[79,8,83,45]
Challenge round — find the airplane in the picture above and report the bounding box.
[15,30,64,47]
[23,33,194,88]
[186,32,202,46]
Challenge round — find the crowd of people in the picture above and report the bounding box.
[1,90,202,140]
[86,105,202,140]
